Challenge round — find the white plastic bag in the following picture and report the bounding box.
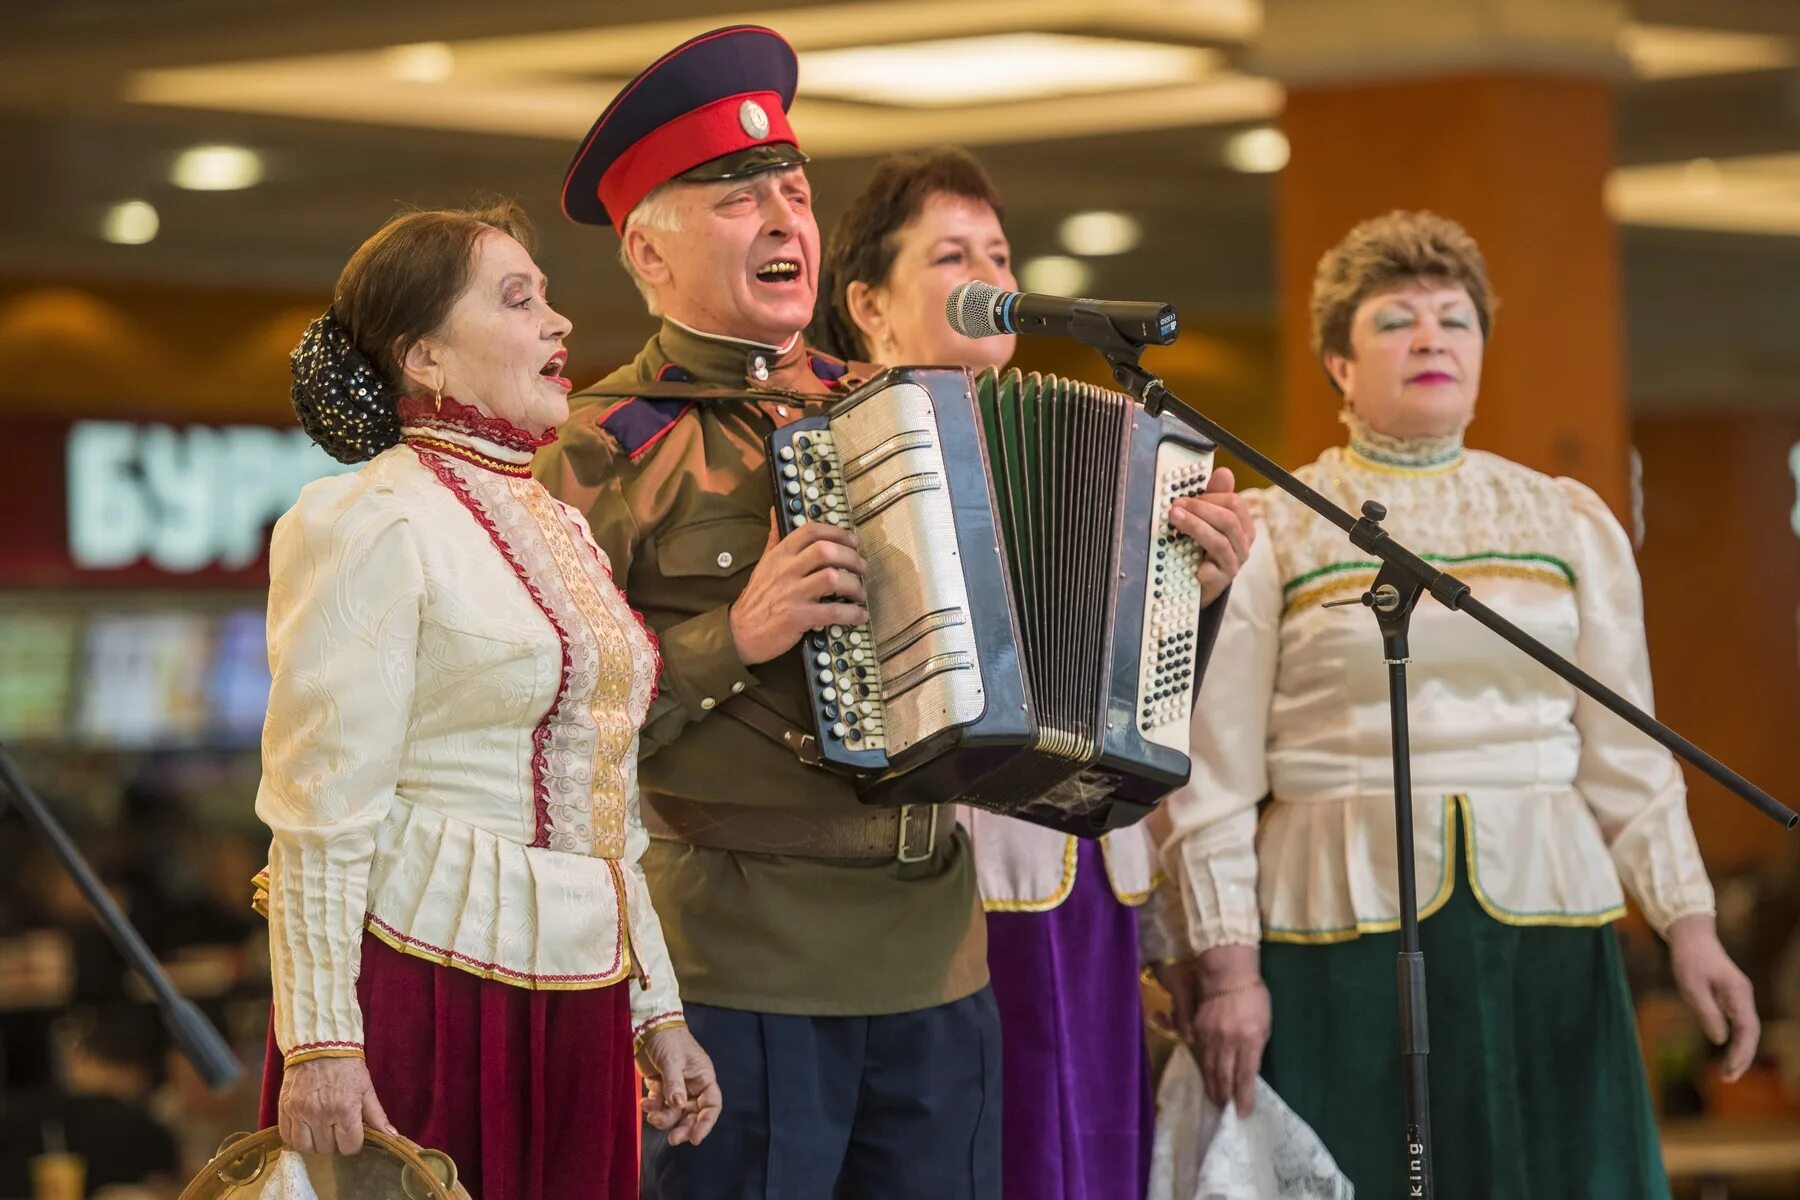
[1148,1043,1354,1200]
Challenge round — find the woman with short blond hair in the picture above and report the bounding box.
[1158,209,1758,1198]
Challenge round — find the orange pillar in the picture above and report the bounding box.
[1635,412,1800,871]
[1275,74,1630,515]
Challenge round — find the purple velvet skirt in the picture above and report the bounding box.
[985,838,1153,1200]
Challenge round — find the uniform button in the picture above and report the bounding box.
[751,355,769,381]
[731,681,746,694]
[700,697,717,711]
[716,550,734,570]
[776,404,789,418]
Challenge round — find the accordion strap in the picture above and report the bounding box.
[575,382,800,404]
[719,694,826,768]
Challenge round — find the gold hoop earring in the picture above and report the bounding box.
[433,386,442,414]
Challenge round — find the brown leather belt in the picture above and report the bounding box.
[643,794,951,864]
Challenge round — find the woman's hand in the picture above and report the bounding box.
[638,1026,723,1147]
[1162,944,1270,1116]
[1667,913,1760,1081]
[278,1056,396,1155]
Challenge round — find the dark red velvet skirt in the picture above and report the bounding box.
[259,934,637,1200]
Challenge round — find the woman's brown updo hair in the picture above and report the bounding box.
[291,201,534,463]
[809,147,1005,361]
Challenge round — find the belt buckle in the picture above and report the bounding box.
[896,804,939,865]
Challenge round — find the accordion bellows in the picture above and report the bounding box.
[767,366,1214,836]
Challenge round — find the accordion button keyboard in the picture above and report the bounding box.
[1138,455,1212,744]
[793,428,888,750]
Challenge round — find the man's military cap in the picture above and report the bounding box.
[561,24,810,233]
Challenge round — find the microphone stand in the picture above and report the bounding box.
[0,743,243,1091]
[1066,307,1795,1200]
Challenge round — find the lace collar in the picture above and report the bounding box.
[1340,409,1466,475]
[398,395,555,476]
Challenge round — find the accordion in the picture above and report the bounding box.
[767,366,1215,836]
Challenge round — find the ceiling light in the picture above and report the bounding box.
[170,144,264,191]
[1606,153,1800,238]
[1058,211,1141,257]
[101,201,159,245]
[385,41,456,83]
[1223,127,1288,174]
[1019,255,1093,297]
[799,34,1220,108]
[1621,24,1796,81]
[1682,158,1724,195]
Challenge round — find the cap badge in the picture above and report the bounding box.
[739,98,770,139]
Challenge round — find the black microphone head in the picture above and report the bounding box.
[946,280,1007,339]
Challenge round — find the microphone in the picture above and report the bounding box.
[946,280,1179,347]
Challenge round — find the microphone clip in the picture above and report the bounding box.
[1069,305,1161,408]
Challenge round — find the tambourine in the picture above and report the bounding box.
[177,1126,470,1199]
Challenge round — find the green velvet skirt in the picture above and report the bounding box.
[1260,819,1669,1200]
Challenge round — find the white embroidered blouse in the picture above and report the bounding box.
[255,399,684,1066]
[1158,421,1717,952]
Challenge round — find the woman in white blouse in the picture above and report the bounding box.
[1157,210,1759,1198]
[253,202,718,1196]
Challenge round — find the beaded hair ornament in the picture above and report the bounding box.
[290,308,404,464]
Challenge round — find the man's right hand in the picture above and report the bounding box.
[729,513,871,665]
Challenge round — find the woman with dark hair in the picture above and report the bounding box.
[815,149,1253,1200]
[254,201,719,1198]
[1160,210,1758,1198]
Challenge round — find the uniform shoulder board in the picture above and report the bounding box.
[598,364,698,461]
[807,352,849,383]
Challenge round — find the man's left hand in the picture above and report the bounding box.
[1169,466,1254,607]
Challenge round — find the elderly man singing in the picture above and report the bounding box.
[535,24,1252,1199]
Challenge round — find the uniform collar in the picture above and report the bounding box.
[654,318,825,393]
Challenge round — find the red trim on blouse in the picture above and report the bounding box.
[411,447,567,848]
[365,912,623,983]
[396,395,556,453]
[631,1010,685,1036]
[404,434,533,477]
